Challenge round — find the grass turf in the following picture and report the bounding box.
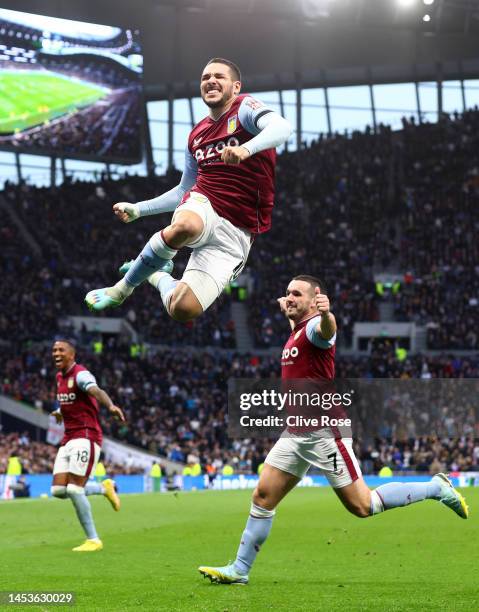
[1,487,477,611]
[0,71,106,134]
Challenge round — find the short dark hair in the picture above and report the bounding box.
[53,336,76,351]
[293,275,327,294]
[205,57,241,82]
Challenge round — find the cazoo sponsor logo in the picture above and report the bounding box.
[194,137,240,162]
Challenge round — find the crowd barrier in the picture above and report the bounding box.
[1,473,478,499]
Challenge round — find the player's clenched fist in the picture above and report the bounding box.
[113,202,140,223]
[314,287,330,315]
[221,145,251,165]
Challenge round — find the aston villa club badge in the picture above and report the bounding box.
[68,377,74,388]
[227,115,237,134]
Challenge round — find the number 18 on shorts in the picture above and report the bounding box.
[53,439,100,477]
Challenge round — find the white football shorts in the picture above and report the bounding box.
[265,431,362,489]
[172,192,251,311]
[53,438,101,477]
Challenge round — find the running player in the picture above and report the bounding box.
[198,275,469,584]
[85,57,292,323]
[50,339,125,552]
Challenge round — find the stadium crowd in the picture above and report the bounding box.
[3,110,478,350]
[1,109,479,475]
[1,175,235,348]
[250,112,479,349]
[2,431,477,477]
[1,340,478,474]
[392,111,479,349]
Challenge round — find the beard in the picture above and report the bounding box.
[201,87,233,108]
[203,98,225,108]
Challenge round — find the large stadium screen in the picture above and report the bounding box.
[0,9,143,163]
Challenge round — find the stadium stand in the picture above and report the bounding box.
[2,111,479,475]
[1,340,478,474]
[2,110,478,349]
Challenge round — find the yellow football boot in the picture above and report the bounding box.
[72,539,103,552]
[433,473,469,519]
[103,478,121,511]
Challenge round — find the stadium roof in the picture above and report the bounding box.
[3,0,479,98]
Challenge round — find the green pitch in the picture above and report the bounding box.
[2,488,477,611]
[0,71,106,134]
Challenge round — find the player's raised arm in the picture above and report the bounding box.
[303,287,337,348]
[86,385,126,422]
[221,96,292,165]
[313,287,336,341]
[113,148,198,222]
[76,369,126,422]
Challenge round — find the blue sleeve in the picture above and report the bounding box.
[305,316,337,349]
[181,147,199,189]
[238,96,276,135]
[239,99,292,155]
[136,148,198,216]
[76,370,97,392]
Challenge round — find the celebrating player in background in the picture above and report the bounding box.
[85,57,292,323]
[199,275,469,584]
[50,339,125,552]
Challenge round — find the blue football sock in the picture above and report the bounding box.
[84,481,104,496]
[67,484,99,540]
[151,273,179,311]
[124,242,170,288]
[233,503,275,575]
[371,480,442,514]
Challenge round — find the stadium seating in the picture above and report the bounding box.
[2,111,479,475]
[4,111,477,350]
[1,341,478,474]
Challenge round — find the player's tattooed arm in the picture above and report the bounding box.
[313,288,337,340]
[87,385,126,422]
[277,296,295,330]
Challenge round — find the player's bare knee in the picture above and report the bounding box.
[169,288,203,322]
[169,298,201,322]
[353,506,370,519]
[169,217,202,244]
[253,485,274,510]
[346,500,370,518]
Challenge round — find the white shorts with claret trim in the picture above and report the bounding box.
[53,438,101,478]
[265,431,362,489]
[172,192,251,311]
